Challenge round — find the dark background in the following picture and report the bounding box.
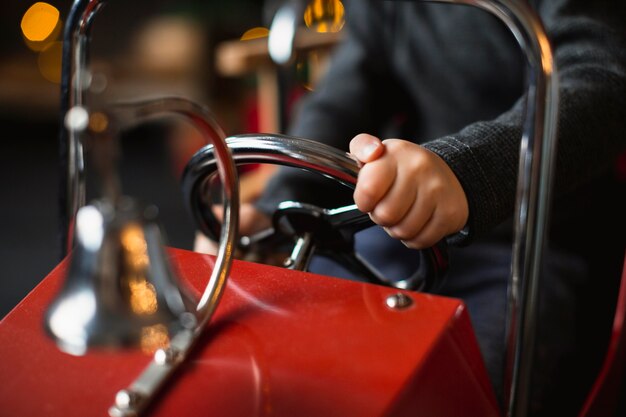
[0,0,267,319]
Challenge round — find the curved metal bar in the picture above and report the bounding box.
[110,97,239,324]
[58,3,242,415]
[183,133,449,292]
[104,98,239,417]
[182,133,360,239]
[58,0,238,327]
[59,0,107,258]
[430,3,558,416]
[411,1,557,415]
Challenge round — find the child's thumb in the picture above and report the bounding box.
[349,133,384,163]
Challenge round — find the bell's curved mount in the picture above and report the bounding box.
[49,97,240,417]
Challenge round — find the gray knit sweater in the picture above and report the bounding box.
[257,0,626,250]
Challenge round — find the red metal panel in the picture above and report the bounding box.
[0,248,500,417]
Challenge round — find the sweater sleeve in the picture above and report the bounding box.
[423,0,626,242]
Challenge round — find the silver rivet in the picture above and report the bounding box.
[283,257,294,268]
[386,293,413,309]
[154,347,181,365]
[114,389,141,409]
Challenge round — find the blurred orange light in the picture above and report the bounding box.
[240,27,269,41]
[21,2,60,42]
[37,41,62,83]
[304,0,345,33]
[89,112,109,133]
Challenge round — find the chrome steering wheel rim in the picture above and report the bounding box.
[182,133,448,292]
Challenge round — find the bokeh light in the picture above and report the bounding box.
[304,0,345,33]
[37,41,62,83]
[240,27,269,41]
[21,2,60,43]
[22,2,64,83]
[89,112,109,133]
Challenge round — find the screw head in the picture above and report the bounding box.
[385,293,413,309]
[114,389,141,409]
[154,347,182,365]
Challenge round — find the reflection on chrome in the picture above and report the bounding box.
[128,280,157,315]
[75,205,104,252]
[268,3,298,65]
[120,223,150,272]
[47,288,96,356]
[45,197,195,357]
[64,105,89,132]
[140,324,170,355]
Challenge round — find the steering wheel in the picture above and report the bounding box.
[182,133,448,292]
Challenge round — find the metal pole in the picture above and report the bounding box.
[58,0,107,258]
[425,2,559,415]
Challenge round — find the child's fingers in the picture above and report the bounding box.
[354,157,396,213]
[368,167,415,227]
[384,191,435,244]
[350,133,384,163]
[399,211,448,250]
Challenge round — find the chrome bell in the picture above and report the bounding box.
[44,197,197,356]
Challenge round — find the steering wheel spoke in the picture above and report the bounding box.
[182,134,448,292]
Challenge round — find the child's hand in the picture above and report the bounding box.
[350,133,469,249]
